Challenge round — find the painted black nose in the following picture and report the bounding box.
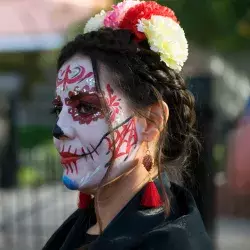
[53,124,64,139]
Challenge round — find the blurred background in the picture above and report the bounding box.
[0,0,249,249]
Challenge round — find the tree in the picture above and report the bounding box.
[161,0,250,51]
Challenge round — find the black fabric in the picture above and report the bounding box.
[43,172,212,250]
[82,234,99,246]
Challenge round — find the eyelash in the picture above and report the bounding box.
[50,103,100,116]
[50,106,62,116]
[77,102,99,114]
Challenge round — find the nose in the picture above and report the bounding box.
[53,124,75,140]
[53,124,64,139]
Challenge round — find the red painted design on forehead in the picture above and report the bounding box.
[56,65,93,90]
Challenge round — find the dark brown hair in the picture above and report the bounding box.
[58,27,197,179]
[57,28,198,245]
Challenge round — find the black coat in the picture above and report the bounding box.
[43,173,212,250]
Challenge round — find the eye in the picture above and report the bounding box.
[50,106,62,116]
[77,103,99,114]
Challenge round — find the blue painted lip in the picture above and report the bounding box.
[62,175,79,190]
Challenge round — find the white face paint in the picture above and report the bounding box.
[53,55,143,190]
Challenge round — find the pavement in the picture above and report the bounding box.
[0,184,250,250]
[214,218,250,250]
[0,184,77,250]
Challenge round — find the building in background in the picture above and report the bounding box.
[0,0,111,51]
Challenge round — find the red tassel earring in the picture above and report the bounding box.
[141,143,163,208]
[77,192,92,209]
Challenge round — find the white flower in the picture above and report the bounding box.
[84,10,106,34]
[137,15,188,72]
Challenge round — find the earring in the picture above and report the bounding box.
[141,142,163,208]
[142,145,153,171]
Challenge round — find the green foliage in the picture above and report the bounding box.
[114,0,250,51]
[158,0,250,51]
[39,50,59,70]
[18,166,45,187]
[171,0,249,51]
[0,52,43,99]
[18,125,53,148]
[213,144,226,172]
[19,141,62,187]
[18,126,62,186]
[67,20,87,41]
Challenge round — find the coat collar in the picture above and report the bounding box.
[43,172,176,250]
[85,172,171,250]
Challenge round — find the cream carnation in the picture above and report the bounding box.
[137,15,188,72]
[84,10,106,34]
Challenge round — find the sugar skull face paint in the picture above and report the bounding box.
[53,55,143,190]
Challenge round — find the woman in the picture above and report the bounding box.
[43,1,212,249]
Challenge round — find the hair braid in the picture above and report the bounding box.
[57,28,198,183]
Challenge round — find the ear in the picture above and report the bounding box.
[141,101,169,142]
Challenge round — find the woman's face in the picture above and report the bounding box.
[53,55,144,190]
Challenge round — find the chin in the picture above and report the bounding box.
[62,175,80,190]
[62,174,98,193]
[61,166,105,192]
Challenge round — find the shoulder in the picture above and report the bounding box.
[138,222,212,250]
[137,183,213,250]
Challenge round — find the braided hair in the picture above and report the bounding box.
[57,28,197,184]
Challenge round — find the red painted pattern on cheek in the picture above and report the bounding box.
[105,118,138,161]
[65,85,105,125]
[105,84,121,122]
[57,65,93,90]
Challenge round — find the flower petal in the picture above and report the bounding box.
[138,15,188,72]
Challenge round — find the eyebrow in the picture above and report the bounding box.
[68,90,99,100]
[71,92,103,109]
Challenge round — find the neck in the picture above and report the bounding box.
[87,162,150,235]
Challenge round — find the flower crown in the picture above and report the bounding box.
[83,0,188,72]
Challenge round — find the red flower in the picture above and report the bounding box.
[119,1,178,42]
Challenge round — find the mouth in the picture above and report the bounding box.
[60,152,81,165]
